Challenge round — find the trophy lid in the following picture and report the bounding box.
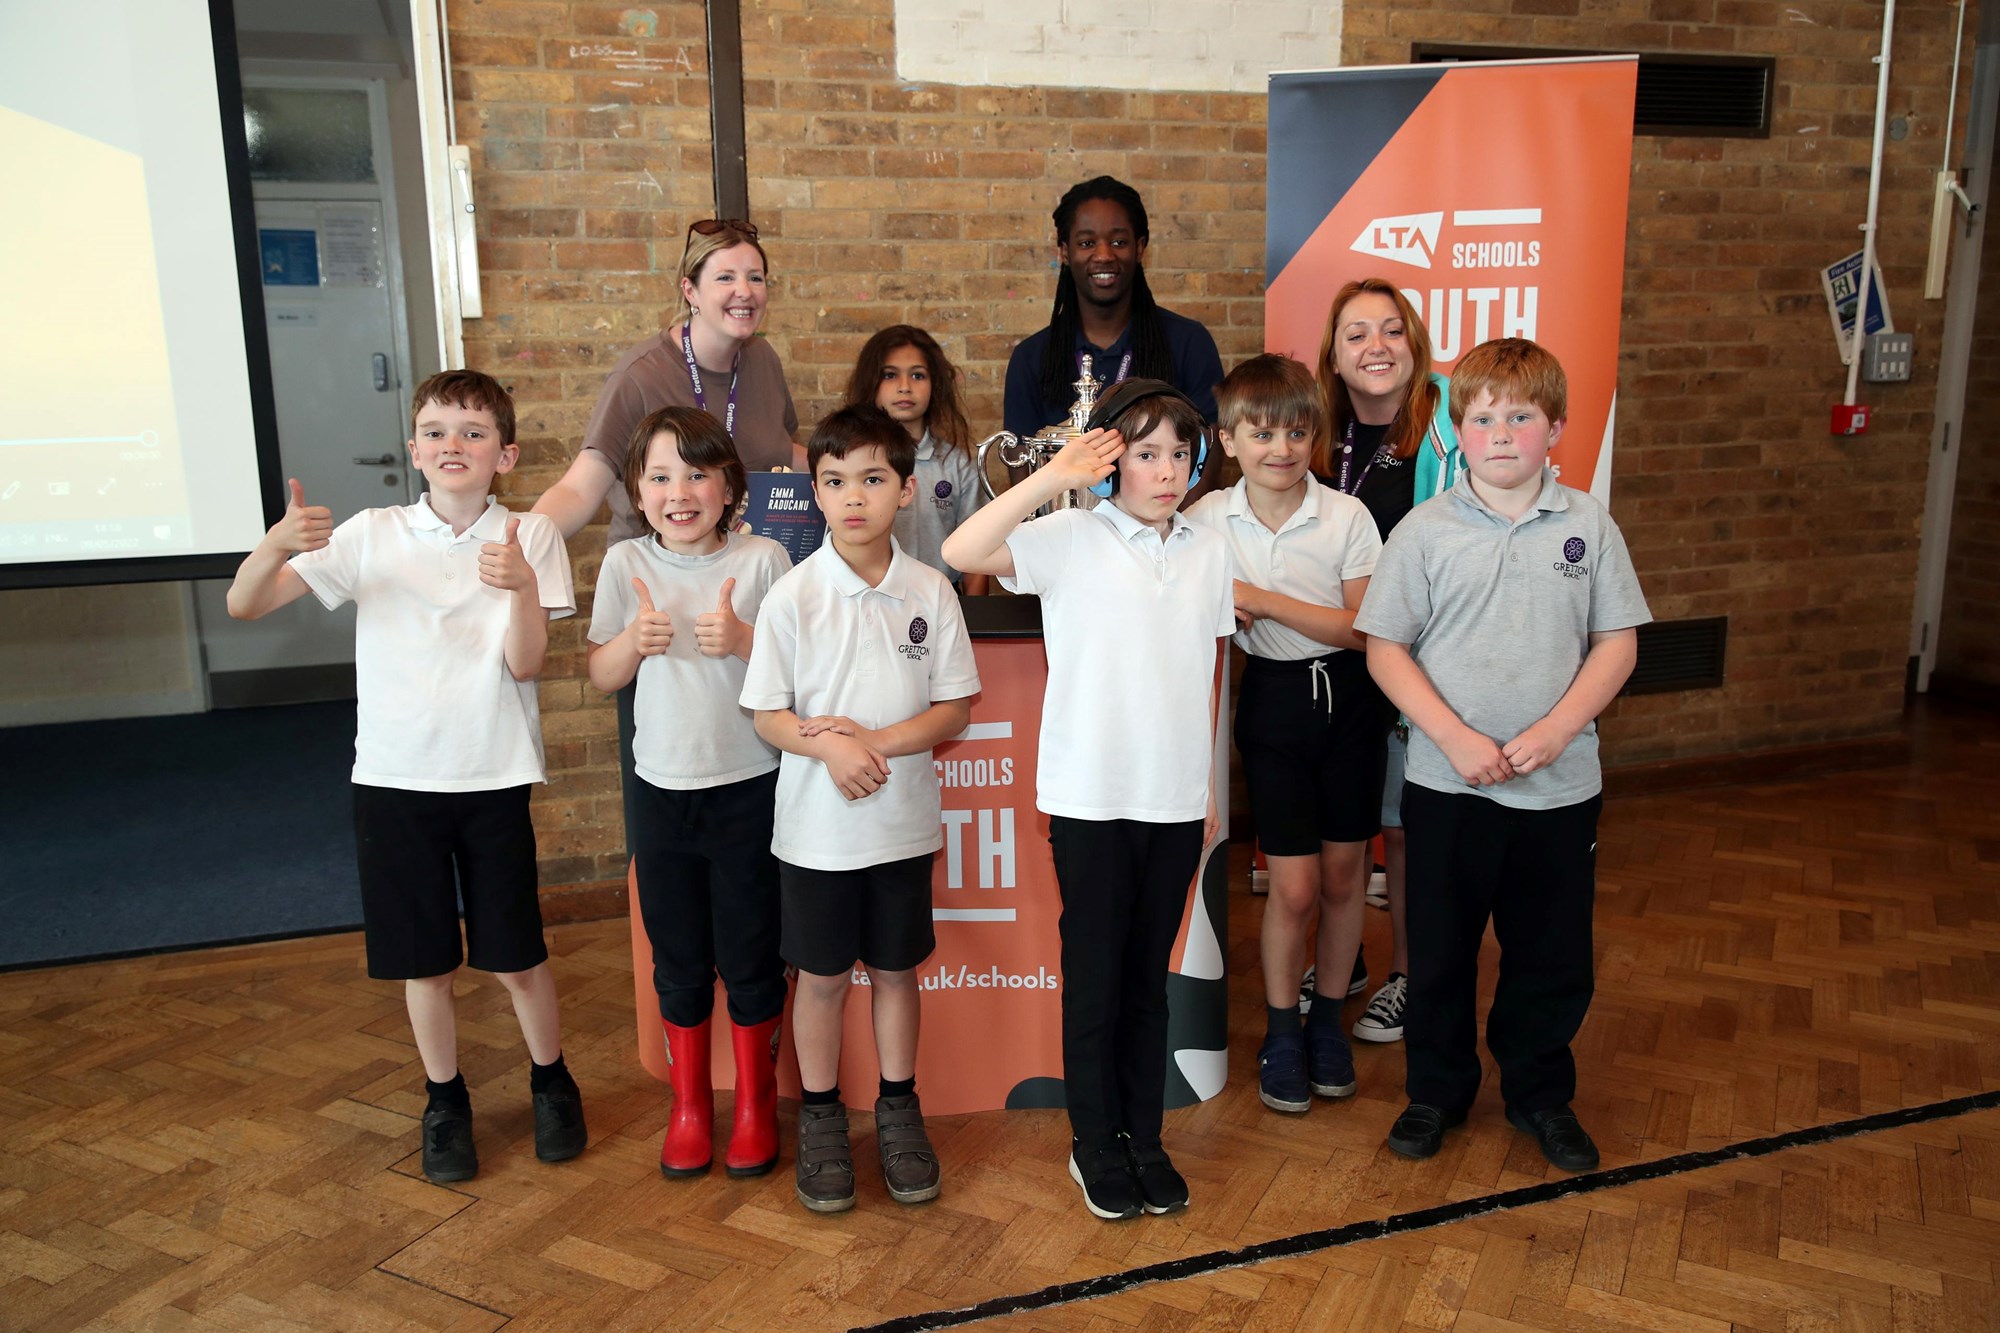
[1034,353,1102,444]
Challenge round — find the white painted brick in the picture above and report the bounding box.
[897,0,1340,92]
[1063,0,1157,26]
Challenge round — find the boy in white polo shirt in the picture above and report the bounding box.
[1355,339,1649,1173]
[1186,355,1383,1119]
[226,369,584,1186]
[943,379,1235,1222]
[739,405,979,1215]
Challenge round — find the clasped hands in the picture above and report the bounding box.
[797,715,891,802]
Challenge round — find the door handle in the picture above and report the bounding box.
[372,352,391,391]
[353,453,398,466]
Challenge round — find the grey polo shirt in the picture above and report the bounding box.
[1353,469,1650,810]
[892,430,985,584]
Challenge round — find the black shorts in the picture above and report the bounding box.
[780,853,936,975]
[1234,651,1387,855]
[353,783,548,980]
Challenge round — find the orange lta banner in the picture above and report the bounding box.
[631,638,1232,1116]
[1266,57,1637,498]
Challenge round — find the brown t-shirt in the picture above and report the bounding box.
[579,330,800,546]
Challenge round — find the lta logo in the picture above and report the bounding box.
[1350,212,1443,269]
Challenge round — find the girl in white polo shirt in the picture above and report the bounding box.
[587,407,792,1181]
[1185,355,1383,1121]
[943,380,1236,1223]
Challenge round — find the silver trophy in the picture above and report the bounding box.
[975,355,1105,516]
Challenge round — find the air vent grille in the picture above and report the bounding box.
[1412,45,1774,138]
[1625,616,1728,695]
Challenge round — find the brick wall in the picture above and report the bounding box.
[1347,0,1973,761]
[446,0,1974,888]
[1937,126,2000,689]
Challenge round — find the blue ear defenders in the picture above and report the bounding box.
[1080,378,1211,499]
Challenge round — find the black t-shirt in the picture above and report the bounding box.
[1333,420,1417,542]
[1332,419,1416,726]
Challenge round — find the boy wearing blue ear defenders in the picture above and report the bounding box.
[943,380,1235,1222]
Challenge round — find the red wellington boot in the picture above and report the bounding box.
[724,1016,782,1177]
[660,1018,714,1177]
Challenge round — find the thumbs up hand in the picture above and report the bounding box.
[269,477,333,553]
[630,577,674,655]
[479,515,536,592]
[694,576,748,659]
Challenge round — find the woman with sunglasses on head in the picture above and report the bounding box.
[535,218,805,542]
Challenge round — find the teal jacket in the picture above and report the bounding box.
[1411,372,1462,505]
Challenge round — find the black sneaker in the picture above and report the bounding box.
[1352,973,1407,1043]
[1258,1030,1311,1113]
[1122,1138,1189,1215]
[874,1093,941,1204]
[1304,1022,1357,1098]
[794,1102,856,1213]
[1298,955,1370,1017]
[1385,1103,1465,1160]
[1506,1105,1600,1172]
[421,1102,477,1183]
[1068,1142,1142,1221]
[533,1078,588,1163]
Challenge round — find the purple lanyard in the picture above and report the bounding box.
[680,324,739,436]
[1079,348,1133,386]
[1336,418,1382,496]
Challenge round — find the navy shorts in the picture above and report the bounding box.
[780,853,936,975]
[1234,651,1386,855]
[353,783,548,980]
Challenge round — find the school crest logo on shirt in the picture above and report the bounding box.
[899,615,931,661]
[1555,536,1590,580]
[932,479,953,511]
[1563,537,1586,563]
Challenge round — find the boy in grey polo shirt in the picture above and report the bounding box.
[1354,339,1649,1173]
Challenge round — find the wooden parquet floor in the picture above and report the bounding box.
[3,700,1998,1331]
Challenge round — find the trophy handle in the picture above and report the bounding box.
[975,430,1025,502]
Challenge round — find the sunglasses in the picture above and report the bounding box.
[686,218,760,244]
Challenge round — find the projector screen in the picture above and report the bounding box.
[0,0,280,589]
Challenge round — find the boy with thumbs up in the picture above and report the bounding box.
[227,370,584,1185]
[586,407,792,1181]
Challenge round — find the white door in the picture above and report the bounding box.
[192,81,417,682]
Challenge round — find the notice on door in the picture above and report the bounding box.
[318,206,382,287]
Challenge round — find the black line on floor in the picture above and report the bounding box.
[0,922,364,976]
[856,1088,2000,1332]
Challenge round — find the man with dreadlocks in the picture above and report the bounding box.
[1003,176,1225,445]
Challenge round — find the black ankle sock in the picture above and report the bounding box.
[802,1085,841,1107]
[1305,993,1342,1028]
[879,1075,915,1099]
[424,1072,470,1111]
[1265,1003,1301,1038]
[529,1054,572,1094]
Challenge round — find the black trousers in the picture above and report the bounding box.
[630,769,785,1028]
[1049,815,1204,1150]
[1401,784,1602,1115]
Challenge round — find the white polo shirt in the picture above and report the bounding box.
[589,532,791,790]
[1001,502,1235,822]
[290,496,575,792]
[1186,473,1382,661]
[739,540,980,871]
